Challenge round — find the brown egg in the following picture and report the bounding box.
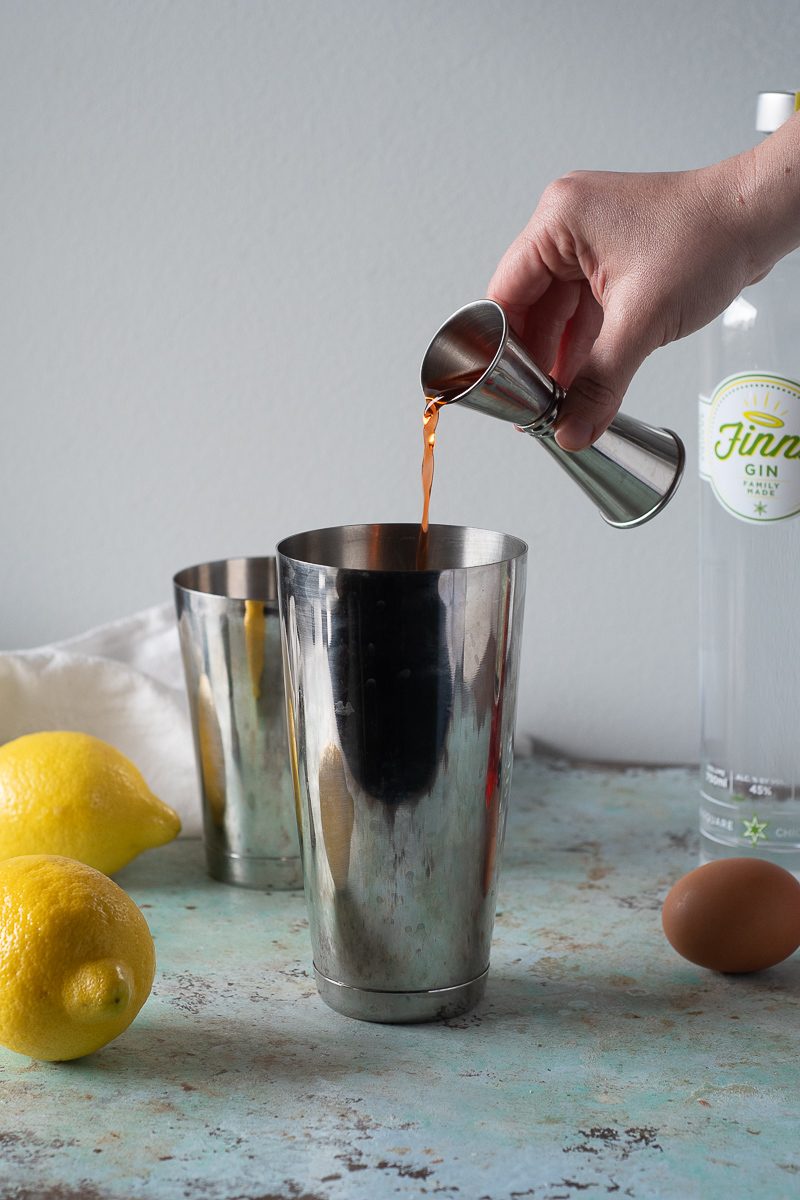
[662,858,800,973]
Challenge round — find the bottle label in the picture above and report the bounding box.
[699,372,800,522]
[700,760,799,850]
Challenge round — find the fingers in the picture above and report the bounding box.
[554,300,654,451]
[487,235,553,336]
[521,279,583,374]
[550,281,604,387]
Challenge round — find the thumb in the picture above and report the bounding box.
[554,302,654,451]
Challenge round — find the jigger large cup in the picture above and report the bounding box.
[174,557,302,889]
[277,524,527,1023]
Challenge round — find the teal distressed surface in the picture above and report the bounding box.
[1,758,799,1200]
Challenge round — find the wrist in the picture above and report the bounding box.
[691,152,769,286]
[742,115,800,276]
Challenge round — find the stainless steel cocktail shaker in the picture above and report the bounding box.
[174,557,302,890]
[421,299,685,528]
[277,523,527,1023]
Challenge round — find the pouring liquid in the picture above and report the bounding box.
[416,371,483,569]
[417,395,446,569]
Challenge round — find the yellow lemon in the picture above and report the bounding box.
[0,854,155,1061]
[0,731,181,874]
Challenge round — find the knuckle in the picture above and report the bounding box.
[530,175,595,272]
[541,172,584,214]
[571,374,619,414]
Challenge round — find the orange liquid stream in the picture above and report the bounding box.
[420,396,443,534]
[417,395,445,569]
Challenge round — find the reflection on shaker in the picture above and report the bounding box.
[331,570,451,802]
[196,673,226,827]
[318,744,355,891]
[285,683,304,841]
[482,576,514,896]
[243,600,265,701]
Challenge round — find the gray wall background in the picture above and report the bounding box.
[2,0,797,762]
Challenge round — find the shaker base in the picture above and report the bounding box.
[206,846,303,891]
[313,965,488,1024]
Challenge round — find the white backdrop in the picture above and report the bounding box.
[2,0,798,762]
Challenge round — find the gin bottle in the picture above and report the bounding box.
[699,93,800,871]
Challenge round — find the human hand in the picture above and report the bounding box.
[487,157,774,450]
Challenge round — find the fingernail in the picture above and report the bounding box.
[554,416,594,452]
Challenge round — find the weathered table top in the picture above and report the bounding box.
[2,758,799,1200]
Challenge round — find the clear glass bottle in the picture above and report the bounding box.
[699,92,800,872]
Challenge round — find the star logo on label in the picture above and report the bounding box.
[754,502,768,515]
[742,814,768,845]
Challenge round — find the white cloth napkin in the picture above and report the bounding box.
[0,605,201,836]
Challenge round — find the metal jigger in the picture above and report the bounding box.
[420,299,685,528]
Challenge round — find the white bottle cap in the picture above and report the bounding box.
[756,91,800,133]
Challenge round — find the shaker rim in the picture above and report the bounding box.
[276,522,528,574]
[173,555,278,601]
